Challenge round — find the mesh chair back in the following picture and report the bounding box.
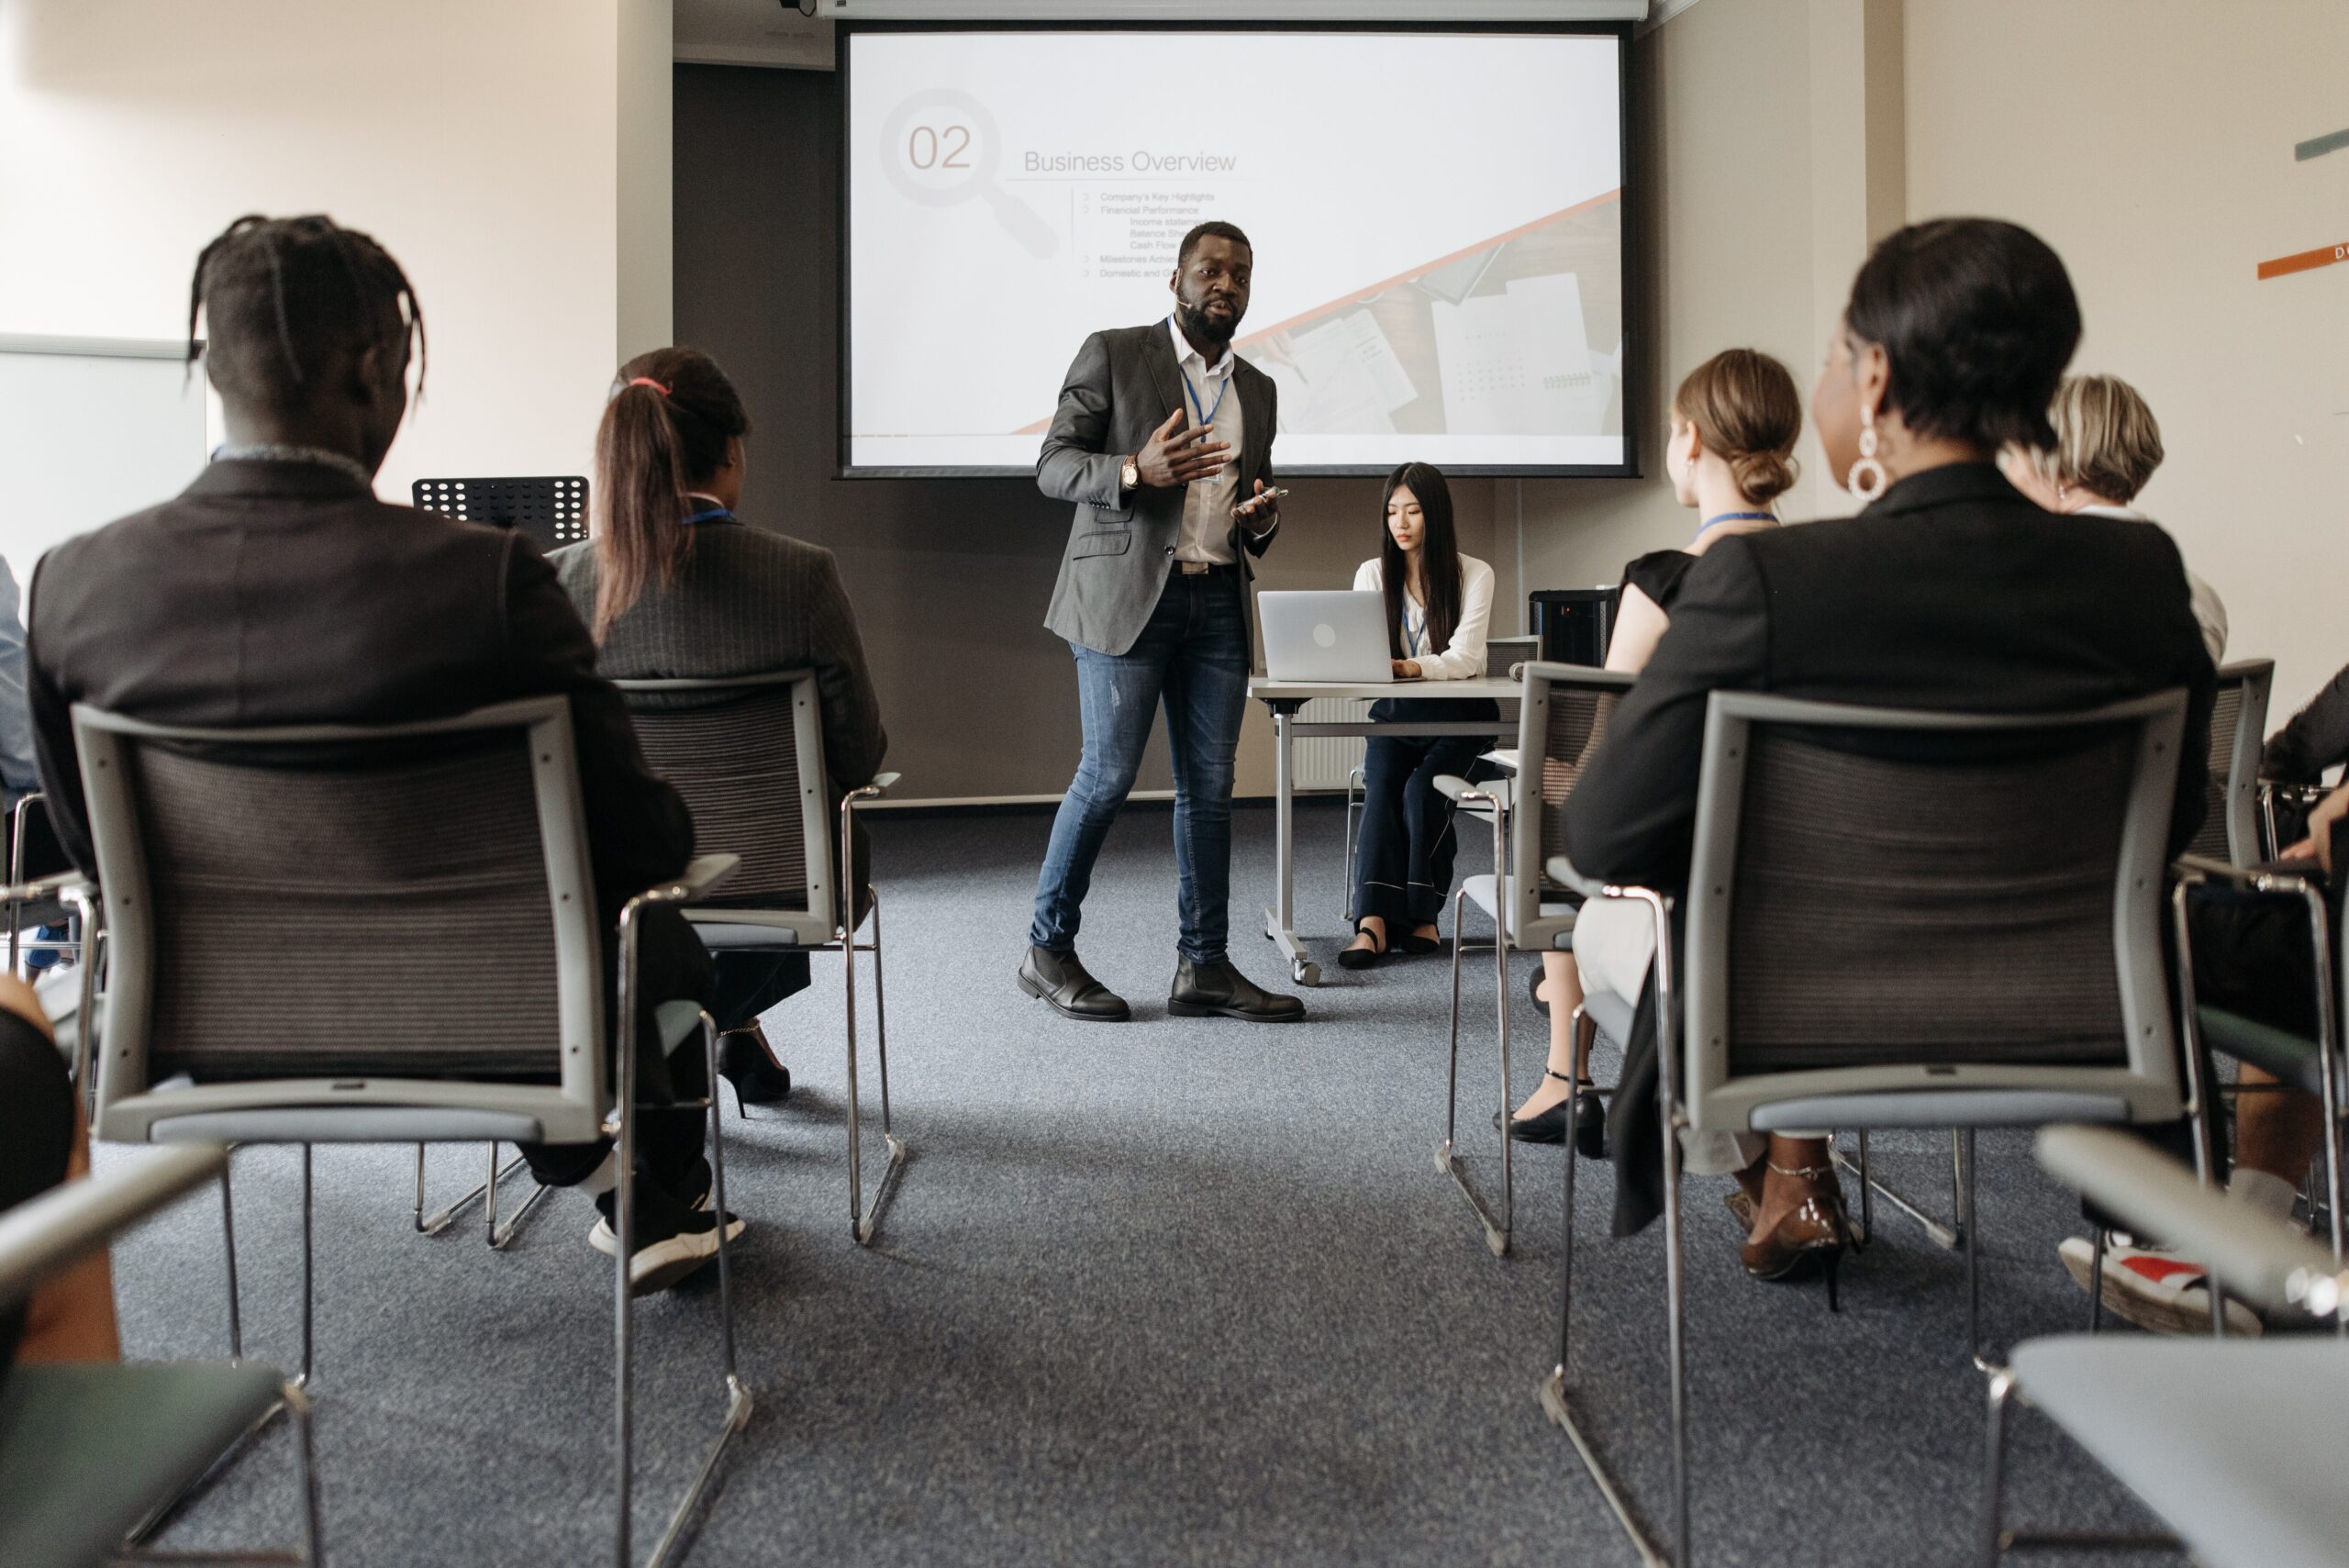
[77,699,605,1134]
[2192,661,2271,866]
[1683,689,2188,1130]
[614,673,835,923]
[1510,662,1635,932]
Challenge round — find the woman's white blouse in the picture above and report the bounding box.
[1351,554,1496,682]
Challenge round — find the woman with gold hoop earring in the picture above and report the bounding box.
[1548,217,2218,1310]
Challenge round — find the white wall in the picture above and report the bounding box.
[1904,0,2349,717]
[0,0,673,504]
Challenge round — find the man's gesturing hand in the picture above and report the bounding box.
[1134,408,1230,488]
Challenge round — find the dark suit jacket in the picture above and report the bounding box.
[1563,462,2218,1235]
[1565,462,2216,889]
[1037,322,1279,657]
[551,517,886,792]
[552,517,887,901]
[28,460,695,922]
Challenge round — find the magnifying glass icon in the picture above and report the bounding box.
[880,88,1061,261]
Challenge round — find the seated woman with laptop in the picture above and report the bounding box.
[1337,462,1497,970]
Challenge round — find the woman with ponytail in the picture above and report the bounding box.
[1509,349,1801,1157]
[555,347,888,1106]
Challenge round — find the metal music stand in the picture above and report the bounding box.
[412,476,588,553]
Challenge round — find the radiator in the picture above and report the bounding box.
[1293,697,1371,792]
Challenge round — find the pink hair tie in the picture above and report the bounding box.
[627,376,672,395]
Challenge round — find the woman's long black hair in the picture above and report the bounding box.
[1378,462,1462,659]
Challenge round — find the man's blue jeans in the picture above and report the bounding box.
[1030,572,1250,965]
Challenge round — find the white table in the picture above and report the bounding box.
[1250,676,1520,986]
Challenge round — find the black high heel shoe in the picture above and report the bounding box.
[1495,1070,1608,1156]
[718,1020,792,1106]
[1739,1161,1853,1313]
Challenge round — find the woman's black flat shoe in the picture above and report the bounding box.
[1495,1104,1566,1144]
[1494,1072,1606,1155]
[1337,925,1388,970]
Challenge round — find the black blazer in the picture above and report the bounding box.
[1036,322,1278,657]
[551,517,886,793]
[1565,462,2217,889]
[28,459,694,920]
[1563,462,2218,1237]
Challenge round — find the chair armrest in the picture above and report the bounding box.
[624,853,741,913]
[0,1143,228,1309]
[1543,854,1614,900]
[866,772,900,794]
[2172,854,2319,898]
[0,871,93,908]
[2037,1125,2349,1318]
[1436,773,1510,805]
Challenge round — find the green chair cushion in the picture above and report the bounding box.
[2197,1006,2325,1096]
[0,1360,286,1568]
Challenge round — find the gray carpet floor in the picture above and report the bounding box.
[103,798,2179,1567]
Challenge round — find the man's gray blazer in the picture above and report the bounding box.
[1037,322,1279,657]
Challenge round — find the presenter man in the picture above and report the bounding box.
[1019,220,1304,1024]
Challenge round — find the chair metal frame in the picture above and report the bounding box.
[1538,688,2192,1567]
[2166,851,2346,1336]
[6,792,83,972]
[615,672,908,1246]
[1434,662,1634,1258]
[74,696,749,1568]
[0,1141,323,1567]
[1981,1124,2349,1563]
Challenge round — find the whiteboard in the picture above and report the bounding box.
[0,336,211,617]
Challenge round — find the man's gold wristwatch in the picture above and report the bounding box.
[1120,456,1140,491]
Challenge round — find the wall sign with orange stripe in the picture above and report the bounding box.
[2258,240,2349,281]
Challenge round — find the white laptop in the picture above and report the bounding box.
[1258,590,1395,684]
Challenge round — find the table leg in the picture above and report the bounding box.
[1264,706,1319,987]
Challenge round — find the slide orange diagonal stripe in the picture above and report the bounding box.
[2256,240,2349,281]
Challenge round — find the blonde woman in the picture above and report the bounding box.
[2001,373,2226,662]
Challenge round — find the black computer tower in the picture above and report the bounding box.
[1527,588,1620,667]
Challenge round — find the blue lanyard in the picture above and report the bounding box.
[1168,317,1230,430]
[1696,510,1773,541]
[684,506,733,526]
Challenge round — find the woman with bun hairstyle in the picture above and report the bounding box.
[1508,349,1802,1153]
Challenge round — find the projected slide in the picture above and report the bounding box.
[844,28,1627,474]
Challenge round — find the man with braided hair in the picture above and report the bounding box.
[28,215,744,1293]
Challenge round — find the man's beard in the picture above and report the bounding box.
[1177,296,1238,348]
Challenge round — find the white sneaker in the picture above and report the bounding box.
[588,1209,747,1293]
[586,1172,741,1294]
[2059,1234,2262,1336]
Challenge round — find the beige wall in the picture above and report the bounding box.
[1903,0,2349,716]
[1514,0,2345,726]
[1504,0,1906,611]
[0,0,673,501]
